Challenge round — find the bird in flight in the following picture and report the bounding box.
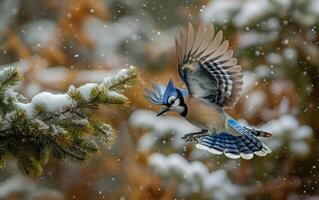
[144,23,271,159]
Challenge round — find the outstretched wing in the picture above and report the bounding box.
[144,82,166,105]
[175,23,243,108]
[144,81,189,105]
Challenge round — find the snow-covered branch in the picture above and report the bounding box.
[0,66,139,176]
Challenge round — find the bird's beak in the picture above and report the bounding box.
[157,106,170,116]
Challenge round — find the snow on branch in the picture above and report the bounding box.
[0,66,139,176]
[149,153,243,200]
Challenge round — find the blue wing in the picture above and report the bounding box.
[176,23,243,108]
[144,81,189,105]
[144,82,166,105]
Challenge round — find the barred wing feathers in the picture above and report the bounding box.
[144,82,166,105]
[176,23,243,108]
[144,81,189,105]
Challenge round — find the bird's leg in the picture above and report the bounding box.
[181,129,209,142]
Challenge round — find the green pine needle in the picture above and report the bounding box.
[0,67,22,93]
[0,66,138,176]
[104,65,141,93]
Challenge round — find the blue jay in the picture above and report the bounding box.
[144,23,271,159]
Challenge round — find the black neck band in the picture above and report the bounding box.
[180,104,188,117]
[176,89,188,117]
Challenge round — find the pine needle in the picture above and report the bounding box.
[0,66,138,176]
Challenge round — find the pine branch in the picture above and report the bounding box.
[0,67,24,114]
[103,65,141,93]
[0,67,21,92]
[0,66,140,176]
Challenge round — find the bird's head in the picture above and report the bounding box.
[156,79,187,116]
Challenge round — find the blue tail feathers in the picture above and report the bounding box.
[196,132,271,159]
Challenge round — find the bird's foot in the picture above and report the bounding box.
[181,130,208,143]
[181,133,199,142]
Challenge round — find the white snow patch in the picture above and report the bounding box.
[278,98,290,115]
[255,65,271,78]
[238,31,278,49]
[234,0,273,27]
[138,134,157,151]
[260,114,313,156]
[22,19,56,47]
[103,65,135,86]
[0,175,62,199]
[84,17,140,67]
[150,153,207,180]
[308,0,319,16]
[77,83,98,101]
[273,0,291,9]
[16,92,73,117]
[203,170,226,189]
[289,141,310,156]
[293,125,313,140]
[108,91,125,99]
[241,71,256,94]
[266,53,283,64]
[149,153,242,200]
[244,90,266,116]
[264,18,280,30]
[130,110,199,150]
[283,48,297,61]
[0,0,20,33]
[200,0,242,24]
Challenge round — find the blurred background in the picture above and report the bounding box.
[0,0,318,199]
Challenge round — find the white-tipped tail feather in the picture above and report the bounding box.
[196,132,271,160]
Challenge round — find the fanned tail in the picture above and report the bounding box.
[196,132,271,159]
